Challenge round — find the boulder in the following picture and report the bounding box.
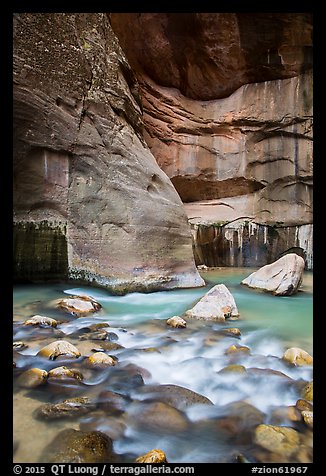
[16,368,48,388]
[241,254,305,296]
[23,315,58,327]
[135,384,213,410]
[97,390,132,414]
[301,411,313,429]
[37,340,81,360]
[84,352,117,369]
[57,295,102,316]
[301,381,313,402]
[218,364,247,375]
[47,366,84,381]
[36,397,95,420]
[254,424,300,458]
[166,316,187,328]
[184,284,239,321]
[41,429,116,463]
[295,399,313,412]
[220,327,241,337]
[135,449,168,463]
[282,347,313,366]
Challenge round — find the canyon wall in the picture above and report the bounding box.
[13,13,204,291]
[111,13,313,269]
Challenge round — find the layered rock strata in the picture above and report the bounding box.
[111,13,313,269]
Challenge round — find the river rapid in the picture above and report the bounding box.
[13,268,313,463]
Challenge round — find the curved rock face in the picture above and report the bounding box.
[13,13,204,291]
[111,13,313,269]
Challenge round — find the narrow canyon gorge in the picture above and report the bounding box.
[13,12,313,286]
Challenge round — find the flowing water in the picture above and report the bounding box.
[13,268,313,463]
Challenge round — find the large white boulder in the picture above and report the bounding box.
[184,284,239,321]
[241,253,305,296]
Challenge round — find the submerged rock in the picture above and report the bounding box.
[220,327,241,337]
[166,316,187,328]
[135,449,168,463]
[23,315,58,328]
[37,340,81,360]
[184,284,239,321]
[212,401,265,443]
[17,368,48,388]
[282,347,313,366]
[218,364,247,375]
[36,397,95,420]
[84,352,117,369]
[225,344,250,355]
[241,253,305,296]
[97,390,132,414]
[42,429,115,463]
[270,405,302,425]
[254,424,300,457]
[128,401,189,433]
[57,295,102,316]
[48,366,84,381]
[136,384,213,410]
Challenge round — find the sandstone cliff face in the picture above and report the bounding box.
[13,13,204,291]
[111,13,313,269]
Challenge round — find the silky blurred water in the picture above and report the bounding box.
[13,268,313,463]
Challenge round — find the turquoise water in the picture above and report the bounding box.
[13,268,313,463]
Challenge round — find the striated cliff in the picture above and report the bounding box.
[111,13,313,269]
[13,13,204,291]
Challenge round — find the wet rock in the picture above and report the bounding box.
[213,401,265,443]
[184,284,239,321]
[57,295,102,316]
[87,323,110,331]
[93,342,125,352]
[24,315,58,328]
[254,424,300,458]
[270,405,302,425]
[220,327,241,337]
[84,352,117,369]
[106,367,145,393]
[301,381,313,401]
[241,254,305,296]
[135,449,168,463]
[120,363,152,380]
[247,367,292,380]
[282,347,313,366]
[79,330,111,341]
[42,429,116,463]
[17,368,48,388]
[48,366,84,381]
[166,316,187,328]
[203,334,224,346]
[13,341,28,350]
[128,401,189,433]
[97,390,132,414]
[79,412,126,440]
[36,397,95,420]
[218,364,247,375]
[37,340,81,360]
[301,411,313,429]
[135,384,213,410]
[296,399,313,412]
[225,344,250,355]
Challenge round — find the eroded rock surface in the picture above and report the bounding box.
[13,13,204,292]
